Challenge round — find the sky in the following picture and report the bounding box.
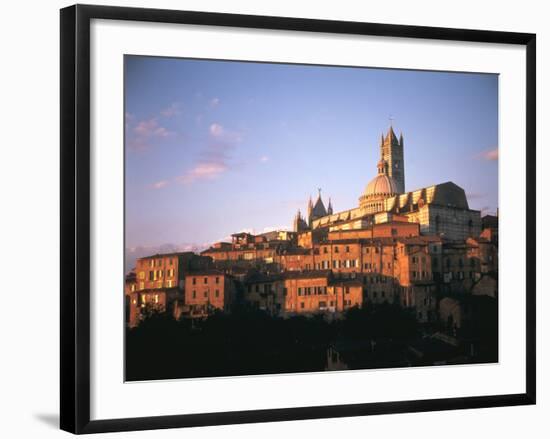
[125,55,498,254]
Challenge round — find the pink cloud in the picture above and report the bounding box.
[151,180,169,189]
[209,123,224,137]
[127,117,174,151]
[209,123,242,142]
[176,163,227,185]
[175,123,242,185]
[209,97,220,107]
[477,148,498,161]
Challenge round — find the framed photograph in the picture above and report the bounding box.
[60,4,536,434]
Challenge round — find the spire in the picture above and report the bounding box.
[327,197,333,215]
[385,125,398,144]
[294,208,308,232]
[310,188,327,219]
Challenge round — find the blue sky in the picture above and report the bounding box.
[125,56,498,250]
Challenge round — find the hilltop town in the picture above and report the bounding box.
[125,125,498,356]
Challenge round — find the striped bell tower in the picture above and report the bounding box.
[380,124,405,194]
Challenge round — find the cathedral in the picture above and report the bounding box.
[294,125,481,241]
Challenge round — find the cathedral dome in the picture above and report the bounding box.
[364,174,398,199]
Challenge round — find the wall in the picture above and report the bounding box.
[0,0,547,438]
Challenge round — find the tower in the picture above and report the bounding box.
[307,196,314,226]
[293,209,308,232]
[380,125,405,194]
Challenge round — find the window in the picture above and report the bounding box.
[334,246,339,253]
[323,247,328,254]
[192,277,196,285]
[298,287,302,296]
[138,271,145,280]
[204,277,208,284]
[215,290,220,298]
[345,245,350,253]
[204,291,208,298]
[215,276,220,284]
[192,290,196,299]
[300,302,305,309]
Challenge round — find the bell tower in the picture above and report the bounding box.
[380,124,405,194]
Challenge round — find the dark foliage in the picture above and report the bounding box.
[125,301,493,381]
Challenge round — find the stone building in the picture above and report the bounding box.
[126,288,180,328]
[178,270,235,318]
[282,271,362,316]
[294,125,481,241]
[126,252,211,326]
[134,252,211,291]
[243,272,285,315]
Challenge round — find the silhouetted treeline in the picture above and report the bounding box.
[126,301,497,381]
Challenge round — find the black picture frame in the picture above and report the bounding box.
[60,4,536,434]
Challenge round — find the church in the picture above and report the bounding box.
[293,125,481,241]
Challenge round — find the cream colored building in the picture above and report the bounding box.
[294,125,481,241]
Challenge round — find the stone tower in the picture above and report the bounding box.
[293,209,309,232]
[380,125,405,194]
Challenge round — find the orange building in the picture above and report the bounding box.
[181,270,234,318]
[243,272,285,315]
[134,252,211,292]
[326,220,419,241]
[201,232,294,264]
[126,288,179,328]
[283,271,362,315]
